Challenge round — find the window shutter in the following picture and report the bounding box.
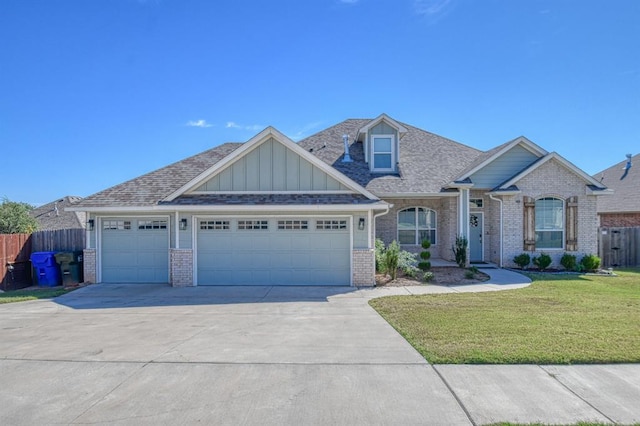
[566,196,578,251]
[523,196,536,251]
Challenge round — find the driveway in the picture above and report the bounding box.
[1,281,638,425]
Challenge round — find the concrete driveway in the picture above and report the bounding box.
[1,282,638,425]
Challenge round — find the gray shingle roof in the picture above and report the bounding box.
[74,143,242,208]
[297,119,482,194]
[594,153,640,214]
[30,196,86,230]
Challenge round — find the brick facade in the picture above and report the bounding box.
[352,249,375,286]
[502,160,600,268]
[170,249,194,287]
[599,213,640,227]
[82,248,96,284]
[375,197,458,261]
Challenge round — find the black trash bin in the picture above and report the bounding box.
[30,251,61,287]
[54,251,84,286]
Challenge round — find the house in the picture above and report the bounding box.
[594,153,640,227]
[69,114,610,286]
[593,153,640,267]
[30,196,86,231]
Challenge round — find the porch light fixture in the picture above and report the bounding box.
[179,218,188,231]
[87,219,94,231]
[358,217,365,230]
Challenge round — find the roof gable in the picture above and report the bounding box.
[496,152,608,191]
[594,153,639,213]
[357,113,408,140]
[164,127,379,201]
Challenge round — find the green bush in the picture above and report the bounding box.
[384,241,401,280]
[532,253,552,271]
[580,254,601,272]
[464,270,475,279]
[375,238,386,273]
[422,271,434,282]
[560,253,577,271]
[399,250,419,277]
[419,239,432,272]
[513,253,531,269]
[452,235,468,268]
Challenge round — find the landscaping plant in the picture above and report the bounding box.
[398,250,419,278]
[418,239,431,272]
[532,253,552,271]
[580,254,601,272]
[383,240,401,280]
[513,253,531,270]
[560,253,577,271]
[452,235,468,268]
[374,238,386,273]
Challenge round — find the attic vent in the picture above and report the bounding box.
[341,134,353,163]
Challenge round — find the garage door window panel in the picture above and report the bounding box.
[238,220,269,230]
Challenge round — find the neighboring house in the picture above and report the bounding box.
[30,196,86,231]
[69,114,610,287]
[594,153,640,227]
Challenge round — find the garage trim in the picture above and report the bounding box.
[192,214,353,286]
[96,215,171,283]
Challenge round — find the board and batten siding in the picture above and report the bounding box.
[468,145,540,189]
[195,137,349,192]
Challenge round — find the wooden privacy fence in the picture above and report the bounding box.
[599,227,640,268]
[1,229,85,290]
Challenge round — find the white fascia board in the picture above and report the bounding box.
[457,136,548,181]
[357,113,408,139]
[163,126,380,202]
[485,190,521,196]
[72,203,391,213]
[499,152,608,190]
[586,187,614,196]
[375,192,460,198]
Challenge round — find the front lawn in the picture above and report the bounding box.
[369,269,640,364]
[0,287,74,304]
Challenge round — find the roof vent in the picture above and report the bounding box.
[341,134,353,163]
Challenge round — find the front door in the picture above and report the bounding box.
[469,213,483,262]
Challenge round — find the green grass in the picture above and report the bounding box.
[369,268,640,364]
[0,287,73,304]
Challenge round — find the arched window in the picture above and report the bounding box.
[535,197,564,249]
[398,207,436,245]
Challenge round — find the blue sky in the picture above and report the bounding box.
[1,0,638,206]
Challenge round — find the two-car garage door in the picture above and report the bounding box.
[196,217,351,286]
[100,216,351,286]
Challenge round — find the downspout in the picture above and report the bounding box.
[372,204,392,247]
[488,194,503,268]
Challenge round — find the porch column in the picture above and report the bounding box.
[458,188,470,240]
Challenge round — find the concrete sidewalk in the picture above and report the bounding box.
[0,269,638,425]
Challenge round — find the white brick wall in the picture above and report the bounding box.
[502,159,600,268]
[352,249,375,286]
[170,249,194,287]
[82,248,96,283]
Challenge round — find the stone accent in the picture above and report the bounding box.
[600,213,640,227]
[502,159,600,267]
[83,248,96,284]
[170,248,194,287]
[352,249,375,287]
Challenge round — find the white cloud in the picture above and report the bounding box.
[414,0,453,21]
[186,119,213,128]
[226,121,264,132]
[290,121,325,141]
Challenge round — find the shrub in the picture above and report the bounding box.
[399,250,419,277]
[375,238,386,273]
[532,253,552,271]
[419,239,432,272]
[560,253,577,271]
[580,254,601,272]
[452,235,468,268]
[384,241,400,280]
[464,270,475,279]
[513,253,531,269]
[422,271,434,282]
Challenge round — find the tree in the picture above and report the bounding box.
[0,198,39,234]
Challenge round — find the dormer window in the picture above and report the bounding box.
[372,135,395,171]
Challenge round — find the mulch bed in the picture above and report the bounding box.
[376,267,490,287]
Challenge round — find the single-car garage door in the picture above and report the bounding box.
[197,217,350,286]
[101,218,169,283]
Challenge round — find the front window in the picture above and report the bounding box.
[398,207,436,245]
[372,135,394,171]
[535,197,564,249]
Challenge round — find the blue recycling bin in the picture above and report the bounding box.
[30,251,61,287]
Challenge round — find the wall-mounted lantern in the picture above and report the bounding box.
[358,217,365,231]
[87,219,94,231]
[179,218,188,231]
